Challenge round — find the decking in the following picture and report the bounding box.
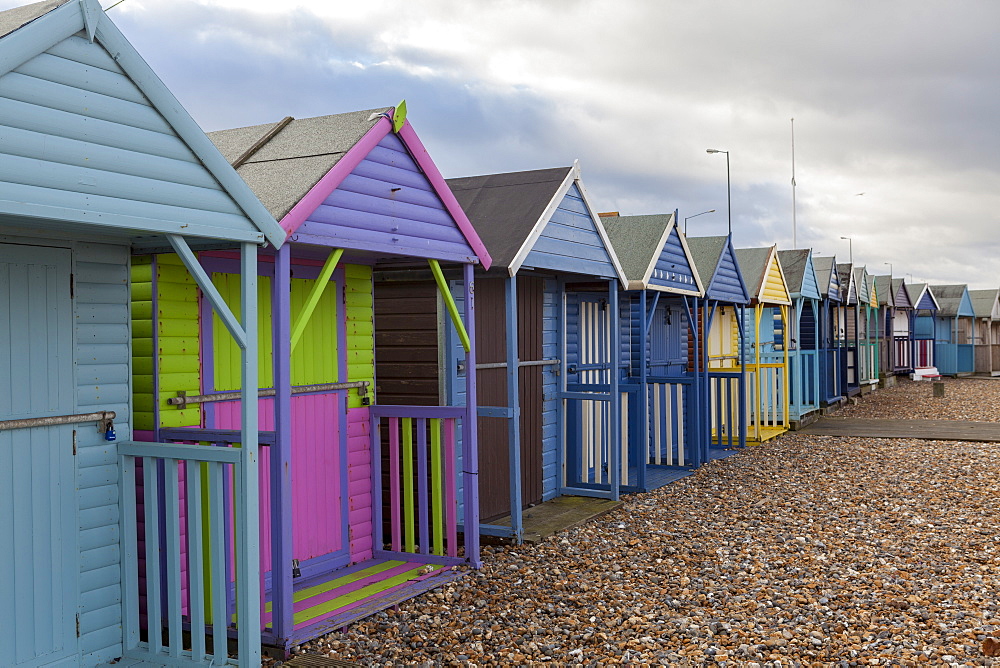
[488,495,623,543]
[263,557,463,647]
[799,417,1000,442]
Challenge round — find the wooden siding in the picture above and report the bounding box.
[75,242,131,664]
[132,254,200,431]
[522,183,618,279]
[295,132,476,262]
[540,280,560,500]
[374,280,440,405]
[648,227,699,293]
[760,255,791,305]
[706,243,747,303]
[345,264,375,408]
[798,256,822,301]
[0,35,261,241]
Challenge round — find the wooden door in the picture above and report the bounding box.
[0,244,79,666]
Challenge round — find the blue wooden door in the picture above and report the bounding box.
[0,244,79,666]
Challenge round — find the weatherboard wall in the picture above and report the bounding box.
[0,33,262,242]
[648,227,699,294]
[704,242,747,304]
[521,183,619,279]
[293,131,477,263]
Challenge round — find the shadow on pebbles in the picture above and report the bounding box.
[289,379,1000,666]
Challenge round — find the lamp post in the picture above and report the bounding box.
[706,149,731,236]
[684,209,715,234]
[884,262,892,276]
[840,236,853,264]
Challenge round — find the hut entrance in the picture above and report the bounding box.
[0,244,79,665]
[564,292,621,491]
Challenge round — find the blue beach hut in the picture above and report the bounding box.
[0,0,285,664]
[908,283,940,371]
[811,256,844,407]
[436,163,628,542]
[776,249,823,426]
[928,285,976,376]
[685,236,751,454]
[887,277,916,375]
[602,213,704,490]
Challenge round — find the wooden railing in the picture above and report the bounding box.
[119,440,257,666]
[646,377,693,467]
[707,370,743,448]
[893,336,912,371]
[370,406,476,566]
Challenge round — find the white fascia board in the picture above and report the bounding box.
[573,162,628,285]
[507,165,577,277]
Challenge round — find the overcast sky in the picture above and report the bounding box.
[13,0,1000,287]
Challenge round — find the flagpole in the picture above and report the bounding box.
[791,117,797,249]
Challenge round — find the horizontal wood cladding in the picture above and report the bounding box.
[374,279,440,405]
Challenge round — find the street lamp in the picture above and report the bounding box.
[684,209,715,234]
[706,149,731,236]
[840,236,852,264]
[884,261,892,276]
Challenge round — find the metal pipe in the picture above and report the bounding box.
[471,359,560,370]
[0,410,116,432]
[167,381,369,406]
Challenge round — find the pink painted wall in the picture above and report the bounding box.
[346,406,373,562]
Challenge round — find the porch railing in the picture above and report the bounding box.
[893,335,912,371]
[370,406,475,566]
[748,358,787,434]
[707,370,743,448]
[914,339,934,368]
[119,440,257,666]
[788,350,819,418]
[645,377,694,467]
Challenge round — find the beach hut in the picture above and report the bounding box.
[836,263,862,396]
[775,250,822,426]
[908,283,940,371]
[602,213,704,490]
[734,246,791,443]
[969,289,1000,376]
[139,106,492,651]
[384,164,627,542]
[811,257,844,406]
[873,274,895,379]
[0,0,285,664]
[888,278,915,374]
[685,236,751,455]
[854,267,879,390]
[927,285,976,376]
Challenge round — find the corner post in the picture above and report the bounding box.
[609,280,621,499]
[461,263,481,567]
[505,274,523,543]
[271,243,294,641]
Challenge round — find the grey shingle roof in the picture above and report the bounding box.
[928,285,968,317]
[445,167,573,270]
[836,263,853,300]
[891,278,912,309]
[0,0,67,40]
[684,236,728,286]
[775,249,809,294]
[968,289,999,319]
[601,214,672,283]
[207,108,391,220]
[873,275,894,307]
[734,246,772,296]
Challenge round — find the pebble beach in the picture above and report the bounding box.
[296,377,1000,666]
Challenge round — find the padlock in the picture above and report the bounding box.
[104,420,116,441]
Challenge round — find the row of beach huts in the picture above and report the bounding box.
[1,1,997,666]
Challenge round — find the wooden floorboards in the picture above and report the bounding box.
[799,417,1000,442]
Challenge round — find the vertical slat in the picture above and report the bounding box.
[430,419,444,556]
[121,454,140,650]
[620,391,628,486]
[416,418,430,555]
[271,243,293,639]
[652,384,661,465]
[164,459,182,656]
[676,384,685,465]
[402,417,415,553]
[461,262,481,567]
[186,462,207,662]
[142,457,163,655]
[388,417,401,552]
[208,462,227,662]
[660,384,670,465]
[581,401,590,482]
[444,418,458,558]
[222,463,235,627]
[371,411,385,558]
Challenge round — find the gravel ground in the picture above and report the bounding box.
[291,379,1000,666]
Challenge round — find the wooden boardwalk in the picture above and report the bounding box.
[491,495,623,544]
[799,417,1000,442]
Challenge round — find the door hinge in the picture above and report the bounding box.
[69,272,75,299]
[72,430,77,456]
[76,613,80,637]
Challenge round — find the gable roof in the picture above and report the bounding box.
[812,256,842,302]
[837,263,856,304]
[447,162,624,279]
[602,213,702,295]
[907,283,939,311]
[969,289,1000,320]
[874,275,894,308]
[929,284,975,318]
[776,249,820,300]
[0,0,284,247]
[208,107,491,266]
[891,278,913,309]
[735,245,790,305]
[853,267,871,304]
[685,235,749,304]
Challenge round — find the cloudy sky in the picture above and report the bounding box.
[14,0,1000,287]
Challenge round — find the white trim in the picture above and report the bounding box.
[507,166,576,277]
[574,162,628,284]
[675,222,706,295]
